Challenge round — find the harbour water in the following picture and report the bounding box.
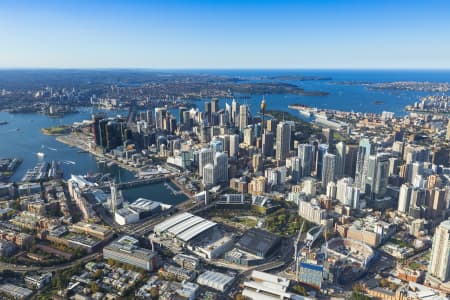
[1,70,449,204]
[0,107,187,204]
[193,69,450,116]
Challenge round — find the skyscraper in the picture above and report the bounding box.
[229,134,240,158]
[231,98,239,126]
[344,145,358,177]
[428,220,450,282]
[202,163,216,187]
[291,157,302,184]
[335,141,346,178]
[275,122,291,163]
[298,144,314,178]
[316,144,329,178]
[262,132,274,157]
[211,98,219,113]
[321,152,336,189]
[243,126,254,146]
[214,152,229,183]
[199,148,214,177]
[398,183,412,214]
[204,101,212,123]
[355,138,373,193]
[252,153,263,172]
[446,119,450,140]
[239,104,249,131]
[155,107,167,129]
[365,153,389,200]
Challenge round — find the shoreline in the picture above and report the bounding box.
[55,133,193,200]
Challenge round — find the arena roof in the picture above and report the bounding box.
[236,228,281,258]
[154,212,193,234]
[154,213,217,243]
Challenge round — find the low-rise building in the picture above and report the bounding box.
[24,272,53,289]
[103,235,160,271]
[196,271,234,292]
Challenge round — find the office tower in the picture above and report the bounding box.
[214,152,229,183]
[446,120,450,140]
[146,109,153,124]
[429,188,447,219]
[432,148,450,166]
[322,128,334,146]
[365,153,389,199]
[94,117,130,151]
[239,104,249,131]
[407,162,424,185]
[291,157,302,183]
[326,181,337,199]
[155,107,167,129]
[316,144,329,178]
[182,110,192,130]
[321,152,336,189]
[204,101,212,123]
[266,119,277,134]
[252,153,263,172]
[218,135,230,154]
[229,134,240,158]
[392,141,404,158]
[344,145,358,177]
[200,124,211,143]
[302,178,317,197]
[211,98,219,113]
[428,220,450,282]
[409,188,426,218]
[202,163,216,187]
[398,183,412,213]
[244,127,254,146]
[199,148,214,177]
[179,107,188,124]
[275,122,291,163]
[231,98,239,126]
[388,157,399,176]
[210,139,223,153]
[298,144,314,178]
[336,177,355,207]
[262,132,274,157]
[355,138,373,193]
[225,101,232,125]
[167,115,177,133]
[335,142,346,178]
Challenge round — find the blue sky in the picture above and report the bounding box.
[0,0,449,69]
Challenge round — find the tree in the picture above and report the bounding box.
[150,287,159,299]
[235,294,244,300]
[90,282,100,293]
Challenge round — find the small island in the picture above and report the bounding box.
[41,125,71,135]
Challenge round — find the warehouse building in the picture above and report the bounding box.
[196,271,234,292]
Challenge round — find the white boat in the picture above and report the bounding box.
[37,152,45,158]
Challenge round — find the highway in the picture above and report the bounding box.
[0,252,101,273]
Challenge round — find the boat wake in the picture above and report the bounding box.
[42,144,57,151]
[63,160,76,165]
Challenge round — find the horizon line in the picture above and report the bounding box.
[1,67,450,71]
